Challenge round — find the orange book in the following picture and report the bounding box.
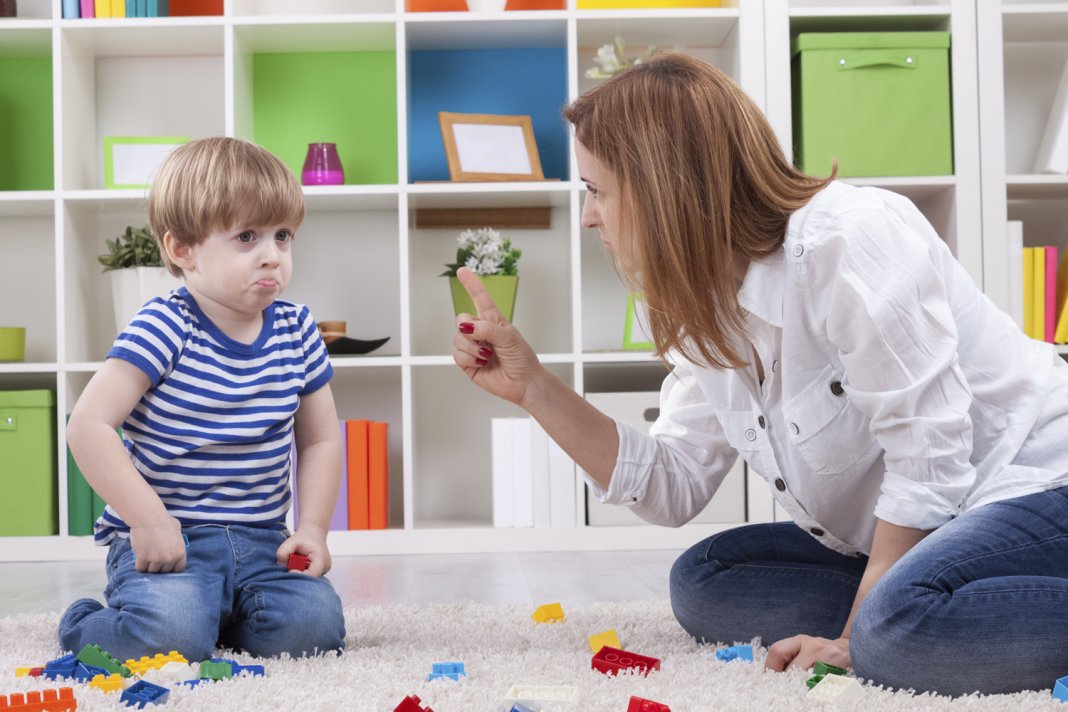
[345,420,370,530]
[369,421,390,530]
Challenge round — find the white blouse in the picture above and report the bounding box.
[587,181,1068,556]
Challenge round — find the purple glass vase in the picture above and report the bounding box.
[301,142,345,186]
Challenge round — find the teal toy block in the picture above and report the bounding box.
[427,661,465,681]
[715,645,753,663]
[1053,675,1068,703]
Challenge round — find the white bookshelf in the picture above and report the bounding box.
[0,0,995,561]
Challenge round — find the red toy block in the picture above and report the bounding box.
[592,646,661,677]
[628,695,671,712]
[287,553,310,571]
[28,669,43,677]
[393,695,433,712]
[0,687,77,712]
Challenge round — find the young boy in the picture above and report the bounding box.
[60,137,346,662]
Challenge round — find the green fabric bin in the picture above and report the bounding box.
[0,390,57,536]
[791,31,953,177]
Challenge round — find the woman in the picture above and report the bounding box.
[452,53,1068,697]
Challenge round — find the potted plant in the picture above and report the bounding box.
[98,225,183,333]
[441,227,521,322]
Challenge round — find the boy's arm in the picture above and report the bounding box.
[66,359,186,573]
[278,383,343,576]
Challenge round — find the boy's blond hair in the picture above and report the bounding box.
[148,137,306,277]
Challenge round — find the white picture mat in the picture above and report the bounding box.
[111,143,183,185]
[452,123,532,174]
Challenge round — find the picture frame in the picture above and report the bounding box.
[438,112,545,182]
[623,293,654,351]
[103,136,190,190]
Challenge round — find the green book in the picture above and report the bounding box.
[65,415,93,536]
[91,490,106,522]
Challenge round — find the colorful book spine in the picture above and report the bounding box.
[1046,246,1058,343]
[328,421,349,530]
[1024,247,1035,338]
[111,0,125,16]
[1055,248,1068,343]
[368,421,389,530]
[1033,247,1046,341]
[62,0,81,17]
[125,0,135,16]
[346,420,370,530]
[94,0,110,17]
[80,0,95,17]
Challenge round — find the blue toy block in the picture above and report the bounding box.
[1053,675,1068,703]
[180,678,208,688]
[121,680,170,708]
[510,705,537,712]
[427,661,466,681]
[233,664,265,677]
[716,644,753,663]
[73,661,110,681]
[43,653,78,680]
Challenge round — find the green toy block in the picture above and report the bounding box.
[806,673,824,690]
[76,643,132,678]
[198,661,233,681]
[813,660,848,677]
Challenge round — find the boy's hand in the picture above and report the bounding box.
[277,524,332,577]
[129,515,186,573]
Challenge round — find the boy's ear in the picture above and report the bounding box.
[163,231,194,271]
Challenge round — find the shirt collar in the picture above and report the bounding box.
[736,248,785,328]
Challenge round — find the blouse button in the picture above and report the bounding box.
[810,527,825,536]
[789,422,800,436]
[774,478,786,492]
[757,415,766,429]
[830,381,844,396]
[792,244,804,257]
[744,428,757,441]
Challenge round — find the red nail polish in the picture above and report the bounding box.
[475,357,488,366]
[459,322,475,334]
[479,346,492,358]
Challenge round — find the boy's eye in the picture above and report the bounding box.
[275,230,292,242]
[237,231,254,243]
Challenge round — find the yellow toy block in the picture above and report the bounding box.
[531,602,565,624]
[125,650,188,676]
[90,673,124,693]
[15,666,32,677]
[587,629,621,653]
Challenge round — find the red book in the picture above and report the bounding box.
[346,420,370,530]
[1046,245,1058,342]
[369,421,390,530]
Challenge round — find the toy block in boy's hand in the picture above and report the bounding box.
[628,696,671,712]
[715,644,753,663]
[530,602,565,624]
[591,646,661,677]
[287,553,311,571]
[587,628,621,653]
[393,694,434,712]
[0,687,78,712]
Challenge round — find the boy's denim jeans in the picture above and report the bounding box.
[58,524,346,662]
[670,485,1068,696]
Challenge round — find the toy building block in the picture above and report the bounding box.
[120,680,169,708]
[197,661,233,681]
[124,651,187,677]
[0,687,78,712]
[42,654,78,680]
[73,662,109,682]
[531,602,564,624]
[28,668,43,678]
[14,667,32,677]
[508,705,537,712]
[91,673,125,693]
[591,646,661,677]
[503,684,579,705]
[426,661,466,681]
[287,553,311,571]
[1054,675,1068,703]
[806,659,848,689]
[715,645,753,663]
[587,629,621,653]
[140,662,197,687]
[392,694,433,712]
[233,664,265,677]
[77,643,132,677]
[808,674,865,704]
[628,696,671,712]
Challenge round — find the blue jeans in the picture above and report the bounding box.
[58,525,346,662]
[670,486,1068,696]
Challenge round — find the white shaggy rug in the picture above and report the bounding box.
[0,601,1061,711]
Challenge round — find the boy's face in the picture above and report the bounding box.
[176,223,295,316]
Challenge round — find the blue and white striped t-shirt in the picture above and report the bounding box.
[94,287,333,545]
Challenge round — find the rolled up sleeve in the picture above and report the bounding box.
[814,206,976,530]
[586,358,739,527]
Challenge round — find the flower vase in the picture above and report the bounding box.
[450,275,518,323]
[301,143,345,186]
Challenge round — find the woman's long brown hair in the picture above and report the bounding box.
[564,53,833,369]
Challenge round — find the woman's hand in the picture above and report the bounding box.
[452,267,544,409]
[764,634,850,673]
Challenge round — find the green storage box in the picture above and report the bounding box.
[0,390,57,536]
[792,31,953,177]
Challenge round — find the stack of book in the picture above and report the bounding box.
[62,0,170,18]
[1008,221,1068,343]
[490,417,577,528]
